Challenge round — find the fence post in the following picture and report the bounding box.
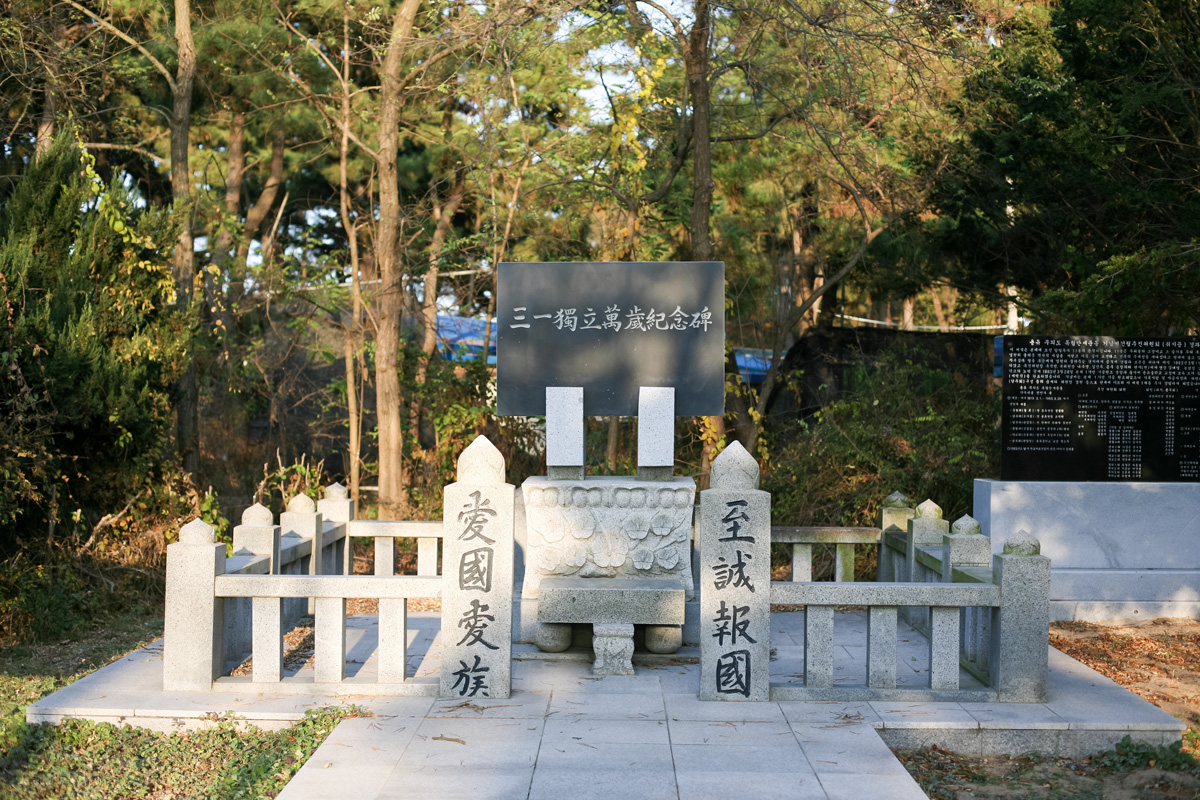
[990,530,1051,702]
[877,491,913,582]
[225,504,281,660]
[281,494,323,617]
[164,519,226,691]
[317,482,355,574]
[439,436,515,699]
[699,442,771,701]
[944,515,990,581]
[946,514,993,675]
[233,503,281,572]
[905,500,948,629]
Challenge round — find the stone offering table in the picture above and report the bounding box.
[521,475,696,674]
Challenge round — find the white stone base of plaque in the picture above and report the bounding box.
[974,479,1200,622]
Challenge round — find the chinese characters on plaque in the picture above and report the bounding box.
[497,262,725,417]
[1000,336,1200,481]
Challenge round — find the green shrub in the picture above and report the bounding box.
[0,137,186,555]
[764,346,999,529]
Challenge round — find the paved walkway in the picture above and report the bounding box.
[277,672,924,800]
[28,611,1185,800]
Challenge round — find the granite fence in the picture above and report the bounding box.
[163,436,514,699]
[163,438,1050,704]
[702,444,1051,704]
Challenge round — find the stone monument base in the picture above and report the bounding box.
[974,479,1200,623]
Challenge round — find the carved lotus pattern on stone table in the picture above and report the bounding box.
[524,480,695,597]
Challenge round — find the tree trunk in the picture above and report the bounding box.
[686,0,713,262]
[172,0,199,478]
[338,5,363,500]
[931,289,948,331]
[36,81,55,161]
[214,109,246,262]
[410,174,467,452]
[482,157,530,357]
[685,0,728,469]
[210,108,245,345]
[374,0,424,519]
[234,130,286,265]
[697,414,725,490]
[606,416,620,472]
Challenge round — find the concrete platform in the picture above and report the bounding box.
[27,611,1185,800]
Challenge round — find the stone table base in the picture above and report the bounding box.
[591,623,635,676]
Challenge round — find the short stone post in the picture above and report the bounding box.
[318,483,354,574]
[908,500,948,561]
[281,494,323,616]
[699,442,771,701]
[233,503,281,572]
[164,519,226,691]
[877,491,913,582]
[439,436,515,698]
[222,504,279,659]
[990,531,1051,702]
[946,514,993,675]
[944,515,990,581]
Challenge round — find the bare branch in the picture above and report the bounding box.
[82,141,164,164]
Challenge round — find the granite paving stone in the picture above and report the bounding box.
[375,766,535,800]
[817,772,929,800]
[533,741,674,770]
[780,701,882,726]
[527,768,678,800]
[664,692,787,723]
[672,743,819,774]
[675,770,826,799]
[541,718,670,745]
[793,722,913,775]
[547,691,666,720]
[667,719,796,746]
[427,690,552,719]
[870,701,981,729]
[962,703,1069,729]
[397,718,544,768]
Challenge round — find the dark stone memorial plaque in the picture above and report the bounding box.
[497,262,725,416]
[1000,335,1200,481]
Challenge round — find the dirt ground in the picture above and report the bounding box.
[899,618,1200,800]
[1050,618,1200,738]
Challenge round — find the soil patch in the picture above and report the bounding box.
[898,618,1200,799]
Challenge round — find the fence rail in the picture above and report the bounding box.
[771,525,880,582]
[345,519,441,577]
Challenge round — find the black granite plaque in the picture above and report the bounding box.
[1000,336,1200,481]
[497,262,725,416]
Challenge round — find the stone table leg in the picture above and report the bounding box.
[533,621,572,653]
[592,623,635,676]
[645,624,682,654]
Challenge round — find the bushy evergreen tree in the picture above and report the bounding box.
[0,139,186,550]
[931,0,1200,334]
